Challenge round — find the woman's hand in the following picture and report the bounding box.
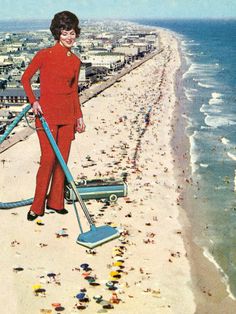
[32,101,43,116]
[76,117,86,133]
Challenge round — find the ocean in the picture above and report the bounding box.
[137,18,236,298]
[0,19,50,33]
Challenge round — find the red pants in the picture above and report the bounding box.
[31,122,74,215]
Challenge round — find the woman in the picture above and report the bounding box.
[21,11,85,221]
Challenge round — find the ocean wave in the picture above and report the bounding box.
[184,56,192,66]
[200,125,211,129]
[183,114,195,129]
[209,99,223,105]
[209,92,223,105]
[212,92,222,98]
[181,39,199,47]
[227,152,236,161]
[183,64,196,78]
[234,171,236,192]
[181,113,190,120]
[182,63,216,78]
[200,163,209,168]
[203,247,236,301]
[198,82,214,89]
[187,41,200,46]
[184,86,197,93]
[204,115,236,128]
[200,104,222,114]
[221,137,230,145]
[189,63,220,77]
[185,93,193,102]
[181,40,188,46]
[189,131,199,173]
[214,185,228,190]
[184,87,195,101]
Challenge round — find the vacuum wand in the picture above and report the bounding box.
[38,113,120,248]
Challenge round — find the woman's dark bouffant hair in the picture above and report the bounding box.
[50,11,80,40]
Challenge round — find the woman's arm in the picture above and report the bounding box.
[73,61,83,119]
[73,61,85,133]
[21,50,44,105]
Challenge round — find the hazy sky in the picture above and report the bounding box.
[1,0,236,20]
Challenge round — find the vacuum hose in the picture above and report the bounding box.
[0,198,34,209]
[0,104,31,144]
[0,105,35,209]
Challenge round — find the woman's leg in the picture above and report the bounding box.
[47,124,74,210]
[30,124,58,215]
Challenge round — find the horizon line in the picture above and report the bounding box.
[0,17,236,22]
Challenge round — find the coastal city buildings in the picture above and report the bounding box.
[0,20,158,133]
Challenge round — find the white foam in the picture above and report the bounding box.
[184,115,194,129]
[234,170,236,192]
[184,55,192,66]
[183,65,194,79]
[184,87,198,102]
[189,131,199,173]
[199,104,206,113]
[200,104,222,114]
[198,82,214,89]
[200,163,209,168]
[181,39,199,49]
[182,62,204,78]
[227,152,236,161]
[181,39,188,46]
[203,247,236,301]
[212,92,222,98]
[209,99,223,105]
[186,64,220,83]
[184,89,193,101]
[221,137,230,145]
[209,92,223,105]
[205,115,236,128]
[187,41,200,46]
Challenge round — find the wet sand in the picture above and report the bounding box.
[0,30,196,313]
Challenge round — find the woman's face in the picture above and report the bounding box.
[59,29,76,48]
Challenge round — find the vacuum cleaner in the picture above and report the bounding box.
[65,179,127,204]
[0,179,127,209]
[0,104,121,248]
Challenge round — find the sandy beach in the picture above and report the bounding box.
[0,29,197,314]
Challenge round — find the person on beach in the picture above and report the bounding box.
[21,11,85,221]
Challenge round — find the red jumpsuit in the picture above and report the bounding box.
[21,42,82,215]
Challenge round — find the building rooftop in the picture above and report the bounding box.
[0,87,40,98]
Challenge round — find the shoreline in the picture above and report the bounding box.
[171,30,236,312]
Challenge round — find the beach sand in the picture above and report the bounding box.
[0,29,197,314]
